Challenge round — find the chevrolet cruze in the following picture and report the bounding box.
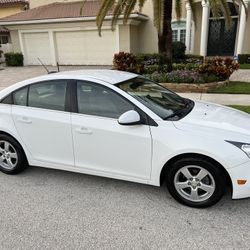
[0,70,249,208]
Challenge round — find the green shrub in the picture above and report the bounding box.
[172,63,199,71]
[198,57,239,80]
[144,70,220,84]
[172,42,186,62]
[113,52,143,73]
[4,52,24,66]
[238,54,250,64]
[185,54,204,63]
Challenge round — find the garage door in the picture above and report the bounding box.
[22,32,52,65]
[55,30,116,65]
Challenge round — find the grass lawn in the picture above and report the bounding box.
[208,81,250,94]
[228,105,250,114]
[240,64,250,69]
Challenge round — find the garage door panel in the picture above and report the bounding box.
[23,32,51,65]
[55,30,116,65]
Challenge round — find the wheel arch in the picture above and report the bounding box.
[0,130,29,164]
[160,153,232,190]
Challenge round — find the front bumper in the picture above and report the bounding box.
[228,161,250,199]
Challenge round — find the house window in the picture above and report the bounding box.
[0,35,9,44]
[172,29,186,43]
[172,21,186,44]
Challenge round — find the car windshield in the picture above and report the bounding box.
[116,77,194,120]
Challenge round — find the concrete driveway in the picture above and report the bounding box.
[0,66,111,89]
[0,167,250,250]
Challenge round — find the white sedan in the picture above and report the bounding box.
[0,70,249,208]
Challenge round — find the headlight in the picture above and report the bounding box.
[226,141,250,158]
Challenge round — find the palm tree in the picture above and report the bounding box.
[96,0,248,62]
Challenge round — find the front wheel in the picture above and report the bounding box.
[166,158,226,208]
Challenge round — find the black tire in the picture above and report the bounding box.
[166,157,226,208]
[0,134,27,175]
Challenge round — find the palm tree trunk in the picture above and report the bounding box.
[158,0,173,63]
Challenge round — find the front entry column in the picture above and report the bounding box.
[200,0,210,56]
[185,2,192,54]
[236,0,249,55]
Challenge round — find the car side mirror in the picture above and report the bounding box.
[118,110,141,126]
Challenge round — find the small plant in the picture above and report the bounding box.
[144,70,219,84]
[4,52,24,66]
[172,42,186,62]
[113,52,143,73]
[185,54,204,64]
[238,54,250,64]
[198,57,239,80]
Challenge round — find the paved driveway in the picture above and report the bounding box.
[0,66,111,89]
[0,167,250,250]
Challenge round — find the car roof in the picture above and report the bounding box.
[0,70,138,99]
[54,70,138,84]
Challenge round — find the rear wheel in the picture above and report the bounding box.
[0,134,27,175]
[166,158,226,208]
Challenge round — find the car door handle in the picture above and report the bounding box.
[75,127,93,135]
[17,117,32,124]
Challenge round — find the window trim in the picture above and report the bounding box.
[72,80,158,127]
[1,79,72,113]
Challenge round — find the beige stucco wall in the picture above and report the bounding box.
[9,30,20,52]
[0,5,24,18]
[242,6,250,53]
[137,1,158,53]
[192,3,202,55]
[130,25,139,54]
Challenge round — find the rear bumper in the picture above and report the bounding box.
[228,161,250,199]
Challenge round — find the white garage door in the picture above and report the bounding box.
[55,30,116,65]
[22,32,52,65]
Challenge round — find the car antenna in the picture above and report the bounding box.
[57,62,60,72]
[37,58,58,74]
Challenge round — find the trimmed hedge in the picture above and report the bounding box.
[4,52,24,66]
[238,54,250,64]
[172,41,186,62]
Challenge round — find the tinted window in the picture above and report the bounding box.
[117,77,193,120]
[13,87,28,106]
[28,81,67,111]
[77,81,134,119]
[1,94,13,104]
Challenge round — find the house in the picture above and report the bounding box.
[0,0,28,45]
[0,0,249,66]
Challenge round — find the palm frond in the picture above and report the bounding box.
[209,0,221,19]
[138,0,147,11]
[111,0,127,30]
[152,0,164,34]
[80,0,87,16]
[186,0,196,24]
[96,0,116,36]
[124,0,137,25]
[175,0,182,20]
[217,0,232,27]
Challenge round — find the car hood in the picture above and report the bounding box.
[174,101,250,140]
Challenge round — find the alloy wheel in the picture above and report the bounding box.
[0,140,18,170]
[174,165,216,202]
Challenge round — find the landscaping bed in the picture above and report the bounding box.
[113,45,240,93]
[161,80,228,93]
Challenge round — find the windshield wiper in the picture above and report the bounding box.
[164,99,194,121]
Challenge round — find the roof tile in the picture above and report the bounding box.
[0,1,112,22]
